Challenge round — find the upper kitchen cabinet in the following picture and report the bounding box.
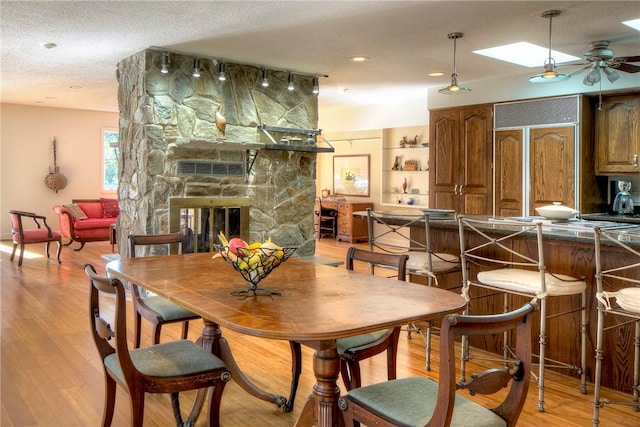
[429,104,493,214]
[381,126,429,208]
[595,93,640,175]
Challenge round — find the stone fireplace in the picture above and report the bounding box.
[115,50,323,258]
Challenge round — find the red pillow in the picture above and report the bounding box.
[100,198,120,218]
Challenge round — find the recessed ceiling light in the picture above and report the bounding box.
[41,42,57,49]
[69,85,82,89]
[473,42,580,67]
[622,18,640,31]
[350,56,369,62]
[428,72,444,77]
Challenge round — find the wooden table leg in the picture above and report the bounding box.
[295,341,343,427]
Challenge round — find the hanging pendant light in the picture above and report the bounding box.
[529,10,569,83]
[439,32,471,94]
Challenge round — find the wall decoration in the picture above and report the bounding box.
[44,137,67,193]
[333,154,370,197]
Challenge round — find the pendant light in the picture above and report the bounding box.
[439,32,471,94]
[529,10,569,83]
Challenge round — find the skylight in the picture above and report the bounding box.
[622,18,640,31]
[473,42,580,68]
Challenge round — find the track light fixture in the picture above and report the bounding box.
[287,73,295,91]
[160,52,169,74]
[529,10,569,83]
[217,62,226,81]
[261,68,269,87]
[439,32,471,94]
[192,57,201,78]
[312,76,319,94]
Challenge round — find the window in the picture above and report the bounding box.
[102,128,119,192]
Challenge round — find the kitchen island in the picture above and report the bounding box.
[355,209,640,393]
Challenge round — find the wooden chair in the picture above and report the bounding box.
[592,226,640,426]
[339,302,536,427]
[366,208,461,370]
[129,233,201,348]
[8,210,62,266]
[316,197,337,238]
[84,264,230,427]
[338,247,409,390]
[457,215,587,412]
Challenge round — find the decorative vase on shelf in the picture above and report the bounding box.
[402,178,408,193]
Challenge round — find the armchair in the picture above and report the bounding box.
[8,210,62,266]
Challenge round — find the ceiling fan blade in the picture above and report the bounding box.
[613,55,640,63]
[568,65,591,76]
[615,63,640,73]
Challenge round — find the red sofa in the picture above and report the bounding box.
[53,198,118,251]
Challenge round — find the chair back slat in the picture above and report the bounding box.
[345,247,408,280]
[129,232,186,258]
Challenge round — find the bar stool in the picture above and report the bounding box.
[457,215,587,412]
[592,226,640,426]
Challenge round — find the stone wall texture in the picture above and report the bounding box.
[116,50,319,257]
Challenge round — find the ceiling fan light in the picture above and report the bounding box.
[603,67,620,83]
[583,68,601,85]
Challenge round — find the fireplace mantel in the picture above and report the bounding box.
[167,138,334,153]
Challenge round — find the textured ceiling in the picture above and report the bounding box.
[1,1,639,113]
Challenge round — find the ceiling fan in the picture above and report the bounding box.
[562,40,640,86]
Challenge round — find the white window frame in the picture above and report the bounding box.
[101,127,119,193]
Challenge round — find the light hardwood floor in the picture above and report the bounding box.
[1,237,638,426]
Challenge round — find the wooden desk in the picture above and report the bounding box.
[106,253,465,427]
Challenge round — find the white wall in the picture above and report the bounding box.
[0,104,118,239]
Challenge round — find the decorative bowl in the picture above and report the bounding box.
[535,202,579,220]
[214,244,296,295]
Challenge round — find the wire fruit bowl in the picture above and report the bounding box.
[214,244,296,296]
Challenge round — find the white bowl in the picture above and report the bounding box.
[535,202,579,220]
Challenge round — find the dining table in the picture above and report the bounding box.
[106,251,466,427]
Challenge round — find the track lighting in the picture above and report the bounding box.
[312,76,319,95]
[439,32,471,94]
[192,58,200,78]
[529,10,569,83]
[160,52,169,74]
[261,68,269,87]
[287,73,295,91]
[218,63,226,81]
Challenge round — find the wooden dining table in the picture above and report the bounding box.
[106,252,466,427]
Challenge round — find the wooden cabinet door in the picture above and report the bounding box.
[529,126,575,213]
[495,129,524,217]
[596,94,640,174]
[429,110,459,210]
[460,107,493,215]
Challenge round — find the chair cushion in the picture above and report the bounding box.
[13,229,61,244]
[344,376,507,427]
[477,268,586,296]
[337,329,390,354]
[63,203,88,219]
[104,339,227,384]
[406,252,460,274]
[143,295,199,321]
[617,288,640,313]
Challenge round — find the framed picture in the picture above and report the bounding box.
[333,154,370,197]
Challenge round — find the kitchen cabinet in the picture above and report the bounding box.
[429,104,493,214]
[336,201,373,243]
[381,126,429,208]
[494,95,606,217]
[595,93,640,175]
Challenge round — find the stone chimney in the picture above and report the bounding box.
[116,50,319,257]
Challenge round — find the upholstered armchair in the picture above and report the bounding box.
[8,210,62,266]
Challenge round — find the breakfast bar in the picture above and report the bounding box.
[355,209,640,393]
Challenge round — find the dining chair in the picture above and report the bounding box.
[366,208,461,370]
[315,197,337,239]
[592,226,640,426]
[457,215,587,412]
[339,302,536,427]
[129,233,201,348]
[84,264,230,427]
[8,209,62,266]
[339,246,409,390]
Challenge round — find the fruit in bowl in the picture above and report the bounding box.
[214,232,296,295]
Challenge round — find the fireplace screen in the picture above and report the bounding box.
[169,197,250,253]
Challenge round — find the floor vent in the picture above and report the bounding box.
[177,160,245,177]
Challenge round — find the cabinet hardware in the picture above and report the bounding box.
[634,154,638,169]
